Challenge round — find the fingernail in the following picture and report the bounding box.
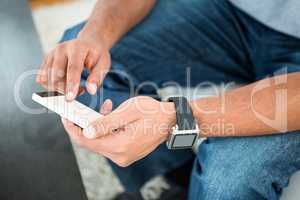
[83,126,97,139]
[87,82,97,95]
[66,92,75,101]
[101,99,113,114]
[104,99,111,104]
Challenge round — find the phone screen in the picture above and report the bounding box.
[36,91,63,97]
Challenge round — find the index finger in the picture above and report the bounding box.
[65,50,88,101]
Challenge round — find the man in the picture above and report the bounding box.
[36,0,300,199]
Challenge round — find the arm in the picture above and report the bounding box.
[36,0,156,101]
[79,0,156,49]
[191,72,300,137]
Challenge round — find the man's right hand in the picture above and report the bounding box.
[36,37,111,101]
[36,0,156,101]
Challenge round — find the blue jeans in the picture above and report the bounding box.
[61,0,300,199]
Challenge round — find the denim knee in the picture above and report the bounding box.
[189,132,300,200]
[189,156,265,200]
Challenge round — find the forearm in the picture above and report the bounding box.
[78,0,156,48]
[191,72,300,137]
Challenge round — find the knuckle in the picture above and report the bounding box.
[72,39,80,45]
[68,63,80,72]
[45,54,53,65]
[48,49,55,56]
[90,48,102,56]
[66,42,78,54]
[46,51,55,62]
[59,41,67,47]
[71,39,85,48]
[69,40,77,46]
[52,57,60,67]
[116,157,130,167]
[56,44,65,53]
[52,69,65,79]
[127,98,136,104]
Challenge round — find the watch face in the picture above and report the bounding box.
[172,134,197,148]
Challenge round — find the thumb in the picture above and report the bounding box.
[82,99,112,139]
[82,101,139,139]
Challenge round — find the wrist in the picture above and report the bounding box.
[161,102,177,139]
[165,97,200,149]
[78,26,111,49]
[165,102,177,126]
[190,97,220,137]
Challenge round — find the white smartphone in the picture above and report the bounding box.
[32,91,102,129]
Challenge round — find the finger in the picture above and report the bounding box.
[61,118,92,147]
[85,50,100,70]
[66,49,88,101]
[36,58,47,83]
[40,81,65,94]
[78,86,86,96]
[40,83,83,96]
[100,99,113,115]
[61,118,82,138]
[50,48,67,83]
[82,106,138,139]
[40,51,54,84]
[86,51,111,95]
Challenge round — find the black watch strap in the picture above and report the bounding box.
[168,97,196,130]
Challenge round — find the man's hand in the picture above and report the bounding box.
[61,96,176,167]
[36,36,111,101]
[36,0,156,101]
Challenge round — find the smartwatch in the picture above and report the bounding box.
[166,96,200,149]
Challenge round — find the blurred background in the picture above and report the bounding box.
[31,0,95,52]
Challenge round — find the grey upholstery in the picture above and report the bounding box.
[0,1,87,199]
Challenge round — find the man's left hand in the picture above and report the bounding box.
[62,96,176,167]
